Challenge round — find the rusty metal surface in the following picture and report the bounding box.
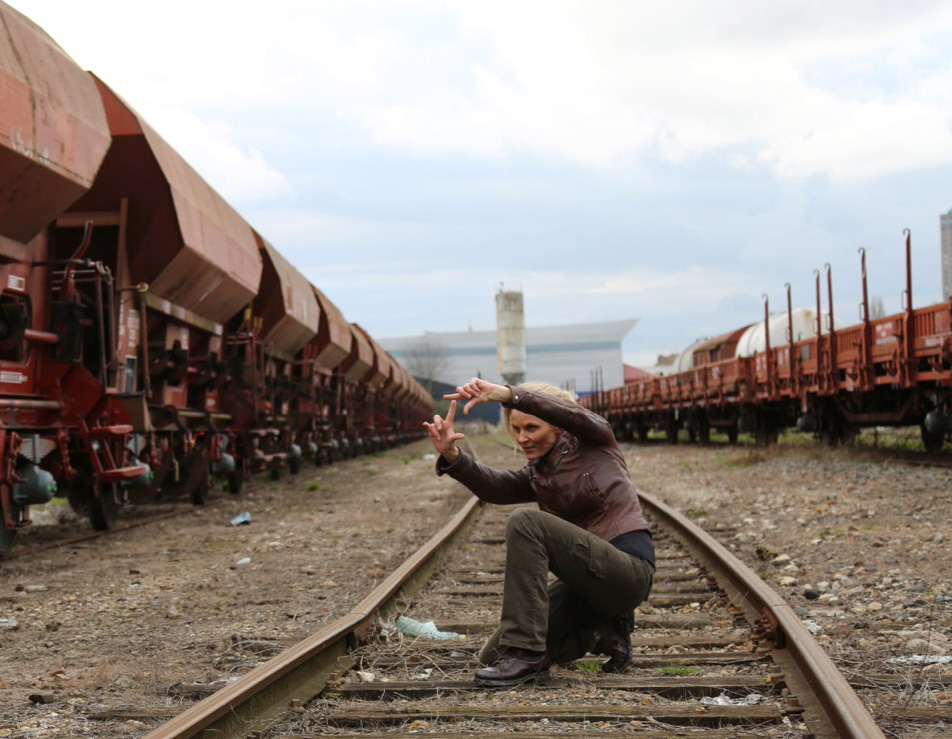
[354,324,390,389]
[342,324,374,382]
[638,490,886,739]
[388,360,411,400]
[310,287,351,370]
[255,232,319,356]
[0,1,110,248]
[139,490,483,739]
[67,76,262,325]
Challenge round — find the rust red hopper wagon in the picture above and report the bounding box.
[0,1,432,551]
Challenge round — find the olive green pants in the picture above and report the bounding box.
[478,508,654,665]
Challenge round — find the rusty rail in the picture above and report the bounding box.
[142,461,884,738]
[141,492,482,738]
[639,489,886,739]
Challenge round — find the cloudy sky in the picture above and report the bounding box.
[14,0,952,369]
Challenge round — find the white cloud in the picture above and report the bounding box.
[16,0,952,181]
[143,108,294,210]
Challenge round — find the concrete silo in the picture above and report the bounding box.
[495,288,526,386]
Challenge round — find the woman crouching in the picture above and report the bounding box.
[423,377,654,687]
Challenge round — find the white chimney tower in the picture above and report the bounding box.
[495,286,526,386]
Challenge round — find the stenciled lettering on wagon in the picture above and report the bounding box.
[6,274,25,292]
[0,371,27,385]
[875,323,898,346]
[117,307,140,345]
[0,408,38,425]
[923,335,943,348]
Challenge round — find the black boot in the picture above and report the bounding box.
[592,613,634,673]
[474,648,550,687]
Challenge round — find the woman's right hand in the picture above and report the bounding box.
[423,399,465,462]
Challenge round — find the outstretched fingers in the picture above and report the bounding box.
[443,378,494,414]
[422,400,466,455]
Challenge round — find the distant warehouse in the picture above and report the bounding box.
[378,319,637,399]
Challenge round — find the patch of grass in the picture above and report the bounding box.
[574,659,603,672]
[308,481,322,491]
[656,665,699,675]
[685,508,706,518]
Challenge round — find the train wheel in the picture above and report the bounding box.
[921,423,944,454]
[269,461,281,481]
[0,523,16,554]
[66,480,86,514]
[191,474,209,505]
[727,426,739,444]
[89,482,118,531]
[0,498,18,553]
[666,418,679,445]
[227,466,243,495]
[699,418,711,445]
[289,455,300,475]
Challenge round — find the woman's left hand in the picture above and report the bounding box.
[423,400,465,461]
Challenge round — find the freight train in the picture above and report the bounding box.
[0,2,432,552]
[584,232,952,452]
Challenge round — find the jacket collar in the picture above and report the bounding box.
[527,430,570,469]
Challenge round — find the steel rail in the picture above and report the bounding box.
[141,492,482,738]
[638,489,886,739]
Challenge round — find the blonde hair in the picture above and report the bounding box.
[503,382,577,444]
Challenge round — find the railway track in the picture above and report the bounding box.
[122,440,952,739]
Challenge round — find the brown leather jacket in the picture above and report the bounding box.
[436,386,650,542]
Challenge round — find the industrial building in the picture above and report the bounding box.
[378,318,637,398]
